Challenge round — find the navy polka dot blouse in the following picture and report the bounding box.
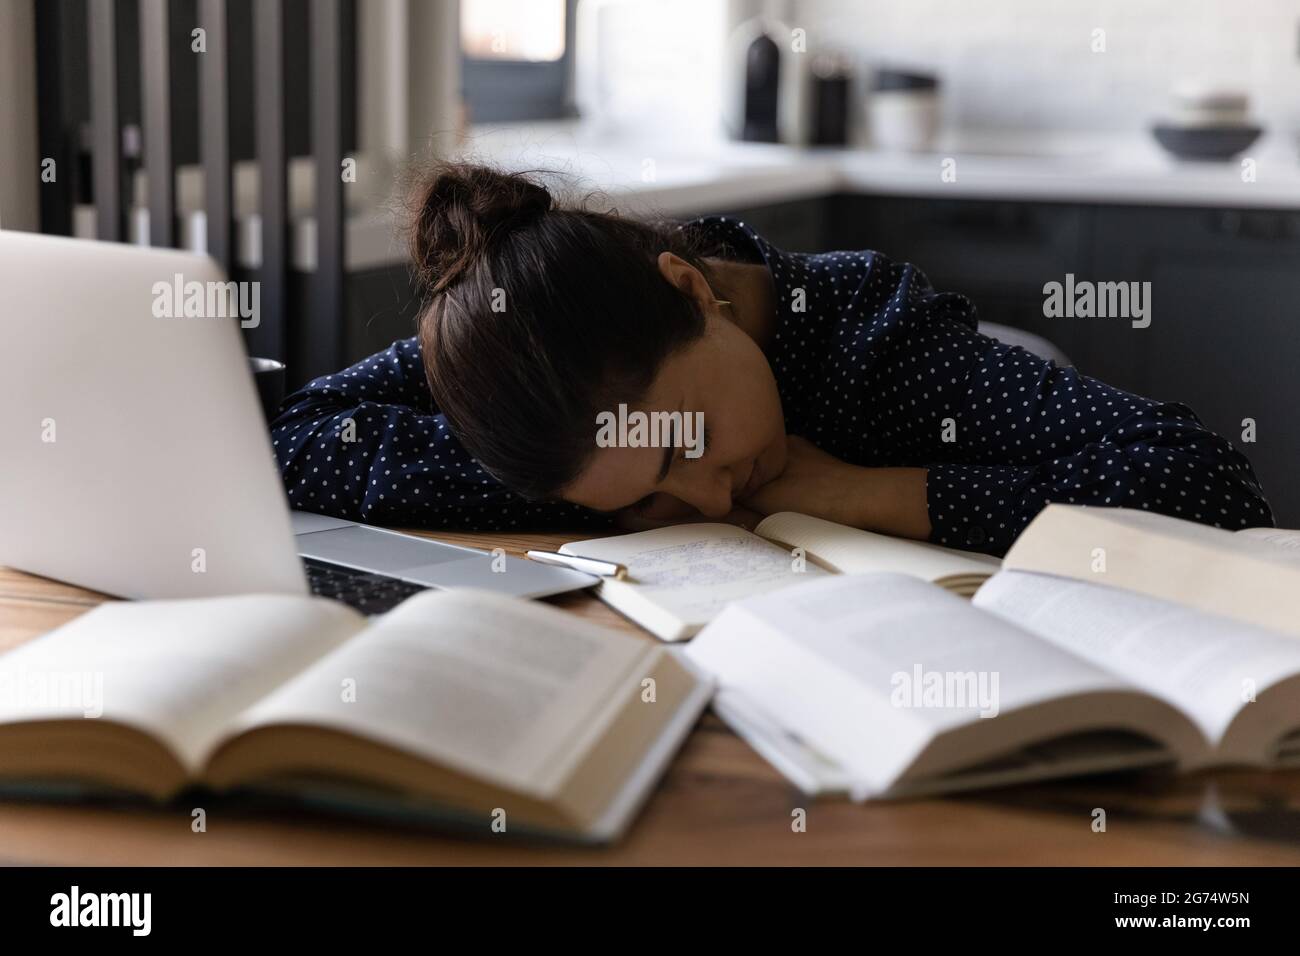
[270,215,1274,556]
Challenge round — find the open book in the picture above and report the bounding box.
[562,512,999,641]
[1002,505,1300,639]
[685,570,1300,799]
[0,589,711,842]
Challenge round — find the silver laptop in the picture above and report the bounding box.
[0,231,595,610]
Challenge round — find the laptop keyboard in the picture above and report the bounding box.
[302,558,429,615]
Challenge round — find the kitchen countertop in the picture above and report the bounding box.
[92,122,1300,271]
[347,123,1299,269]
[461,122,1300,216]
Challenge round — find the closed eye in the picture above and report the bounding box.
[683,426,711,463]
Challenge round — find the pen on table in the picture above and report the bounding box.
[524,550,629,581]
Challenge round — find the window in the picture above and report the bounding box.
[460,0,576,122]
[461,0,566,61]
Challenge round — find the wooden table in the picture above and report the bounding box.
[3,529,1300,866]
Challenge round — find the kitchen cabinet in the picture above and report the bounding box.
[722,193,1300,525]
[342,266,426,362]
[707,196,831,254]
[827,194,1105,374]
[288,266,425,382]
[1088,206,1300,526]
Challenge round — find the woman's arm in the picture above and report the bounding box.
[270,337,612,532]
[909,318,1273,554]
[746,318,1273,556]
[857,315,1272,554]
[741,437,932,539]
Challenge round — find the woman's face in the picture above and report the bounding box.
[560,266,788,522]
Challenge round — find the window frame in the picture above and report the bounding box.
[459,0,578,123]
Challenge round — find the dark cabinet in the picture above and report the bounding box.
[1089,207,1300,525]
[767,193,1300,525]
[828,194,1104,375]
[710,195,830,253]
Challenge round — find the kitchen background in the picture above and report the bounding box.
[1,0,1298,522]
[760,0,1296,133]
[564,0,1300,138]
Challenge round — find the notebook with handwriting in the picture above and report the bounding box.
[0,589,711,842]
[561,512,999,641]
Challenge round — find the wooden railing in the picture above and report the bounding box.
[41,0,352,378]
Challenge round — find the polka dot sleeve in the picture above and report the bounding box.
[914,319,1274,555]
[269,337,613,532]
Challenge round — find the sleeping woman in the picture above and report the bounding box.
[269,163,1273,556]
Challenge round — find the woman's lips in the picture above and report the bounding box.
[738,460,763,500]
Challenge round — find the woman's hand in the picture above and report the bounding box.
[740,435,933,540]
[738,436,864,526]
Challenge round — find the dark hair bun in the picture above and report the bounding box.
[409,162,553,295]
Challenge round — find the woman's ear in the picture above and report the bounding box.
[657,251,714,307]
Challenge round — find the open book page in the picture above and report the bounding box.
[0,595,362,773]
[564,523,828,625]
[1003,505,1300,638]
[753,512,999,582]
[711,688,854,796]
[1239,527,1300,552]
[973,570,1300,752]
[686,573,1132,794]
[214,589,658,799]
